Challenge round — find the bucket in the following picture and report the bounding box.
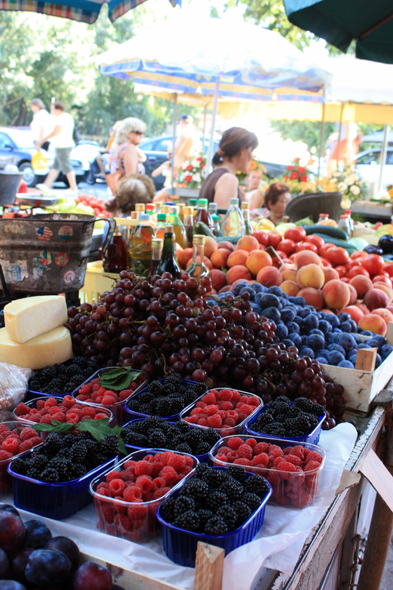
[0,173,23,206]
[0,214,115,293]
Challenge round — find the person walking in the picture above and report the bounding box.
[174,115,199,170]
[30,99,53,150]
[35,101,77,194]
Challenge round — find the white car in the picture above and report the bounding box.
[355,148,393,188]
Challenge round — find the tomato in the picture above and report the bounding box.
[347,266,370,279]
[284,227,306,243]
[252,231,269,246]
[335,265,348,278]
[384,263,393,277]
[277,239,297,256]
[361,254,385,277]
[304,235,325,250]
[268,232,282,248]
[345,260,362,270]
[372,275,392,287]
[319,243,335,258]
[319,257,333,268]
[325,247,350,266]
[351,250,368,260]
[295,243,318,253]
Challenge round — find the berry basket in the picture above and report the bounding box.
[179,388,263,436]
[244,403,325,445]
[25,360,100,402]
[209,435,326,509]
[122,419,218,463]
[13,396,114,428]
[8,450,117,520]
[0,421,44,493]
[156,466,272,567]
[72,367,148,426]
[124,378,199,422]
[89,448,199,543]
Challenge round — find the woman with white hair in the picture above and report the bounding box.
[110,117,147,177]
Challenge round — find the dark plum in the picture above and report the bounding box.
[44,537,80,570]
[25,549,71,588]
[0,548,8,579]
[10,549,34,585]
[22,520,52,549]
[0,512,25,554]
[72,561,112,590]
[0,583,26,590]
[0,506,19,516]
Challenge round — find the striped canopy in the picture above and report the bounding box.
[0,0,180,24]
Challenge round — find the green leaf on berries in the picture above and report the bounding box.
[31,420,75,434]
[76,418,127,455]
[99,368,142,391]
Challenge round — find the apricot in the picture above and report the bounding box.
[226,265,252,284]
[322,280,351,310]
[363,288,389,311]
[210,269,227,292]
[204,236,218,258]
[372,308,393,323]
[338,305,364,323]
[358,314,387,336]
[227,249,249,268]
[246,250,272,276]
[297,288,324,310]
[294,250,321,269]
[322,267,339,284]
[282,269,298,282]
[217,241,235,252]
[356,303,370,315]
[296,264,325,289]
[256,266,282,287]
[236,235,260,253]
[210,248,230,269]
[349,275,373,299]
[178,248,193,269]
[280,281,300,296]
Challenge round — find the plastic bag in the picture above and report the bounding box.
[0,363,31,411]
[32,150,49,173]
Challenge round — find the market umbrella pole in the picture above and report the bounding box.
[318,100,326,178]
[170,93,178,193]
[378,124,390,192]
[206,77,220,175]
[202,105,208,152]
[336,101,345,168]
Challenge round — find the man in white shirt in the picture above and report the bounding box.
[36,101,77,193]
[30,99,54,150]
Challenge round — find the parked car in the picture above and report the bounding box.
[355,148,393,187]
[0,127,94,187]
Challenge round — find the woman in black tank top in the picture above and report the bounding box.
[199,127,258,210]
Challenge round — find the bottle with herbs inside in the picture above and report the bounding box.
[186,234,209,279]
[156,225,181,278]
[241,201,253,235]
[129,213,155,275]
[183,206,195,247]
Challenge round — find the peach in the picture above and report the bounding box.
[372,308,393,323]
[294,250,321,269]
[246,250,272,276]
[322,267,339,284]
[372,275,392,287]
[296,264,324,289]
[280,281,300,296]
[231,278,252,289]
[280,263,297,272]
[236,235,260,253]
[257,266,282,287]
[210,269,227,292]
[338,306,364,323]
[178,248,193,269]
[227,249,249,268]
[321,308,334,314]
[210,248,230,269]
[348,284,357,306]
[204,257,213,270]
[373,283,393,302]
[219,285,232,293]
[282,269,298,282]
[358,314,387,336]
[204,236,218,258]
[349,275,373,299]
[322,280,351,310]
[388,305,393,314]
[218,241,235,252]
[226,265,252,285]
[363,288,389,311]
[356,303,370,315]
[297,288,324,310]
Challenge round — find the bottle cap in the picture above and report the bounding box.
[340,215,348,218]
[169,206,179,214]
[193,234,206,245]
[212,215,220,221]
[131,211,138,219]
[178,203,184,210]
[230,198,239,205]
[152,238,163,247]
[241,202,250,209]
[157,213,167,221]
[344,209,352,214]
[319,213,328,217]
[165,225,174,233]
[160,205,169,213]
[138,213,149,220]
[145,204,155,211]
[189,199,197,206]
[184,206,193,214]
[209,202,218,209]
[165,201,174,206]
[135,204,145,212]
[198,198,208,206]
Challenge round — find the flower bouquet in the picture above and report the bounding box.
[282,158,315,194]
[175,154,206,188]
[324,167,368,202]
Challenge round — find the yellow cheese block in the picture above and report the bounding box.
[5,296,67,344]
[0,326,73,370]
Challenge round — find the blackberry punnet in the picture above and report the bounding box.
[252,396,325,438]
[244,475,270,499]
[242,493,262,512]
[204,516,228,535]
[174,511,200,532]
[182,479,209,502]
[172,496,196,519]
[216,505,237,529]
[220,479,244,502]
[227,464,247,483]
[205,491,229,512]
[232,501,252,527]
[28,360,98,395]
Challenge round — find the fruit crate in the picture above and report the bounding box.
[0,421,44,493]
[79,260,119,305]
[243,403,325,445]
[209,436,325,509]
[8,450,117,520]
[321,322,393,413]
[156,466,272,567]
[90,448,199,543]
[72,367,148,426]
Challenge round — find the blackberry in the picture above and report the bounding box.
[127,399,140,411]
[292,414,312,435]
[155,398,173,416]
[184,429,203,446]
[311,403,326,418]
[182,479,209,502]
[264,424,286,436]
[101,435,119,457]
[293,397,314,413]
[148,430,167,447]
[201,468,228,489]
[175,443,192,454]
[308,414,319,430]
[204,516,228,536]
[63,434,78,448]
[244,475,270,499]
[74,357,90,367]
[174,421,190,434]
[220,478,244,502]
[164,374,183,386]
[43,434,64,457]
[26,467,42,480]
[255,414,274,429]
[139,404,152,415]
[194,442,211,455]
[11,458,28,475]
[128,420,148,434]
[242,492,262,512]
[287,406,301,419]
[202,428,220,446]
[173,496,196,519]
[138,392,155,405]
[272,401,291,416]
[29,454,48,470]
[90,453,108,468]
[52,459,73,481]
[193,382,207,395]
[227,465,247,483]
[231,501,252,527]
[174,511,200,532]
[72,464,88,478]
[161,497,177,523]
[41,366,57,379]
[274,413,288,423]
[194,463,209,478]
[204,491,229,512]
[169,397,186,413]
[148,381,164,396]
[49,378,63,390]
[183,390,199,406]
[197,509,214,529]
[163,383,177,396]
[123,432,148,448]
[40,468,60,483]
[70,443,87,463]
[216,505,237,530]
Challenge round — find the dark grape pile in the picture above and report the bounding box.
[66,271,345,428]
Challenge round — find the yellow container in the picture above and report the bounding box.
[79,261,119,304]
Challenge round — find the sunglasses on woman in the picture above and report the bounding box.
[132,130,144,135]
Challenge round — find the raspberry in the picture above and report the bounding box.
[20,427,36,441]
[16,403,29,416]
[246,438,257,448]
[159,452,173,466]
[114,513,132,531]
[285,455,303,467]
[207,414,222,428]
[127,501,148,520]
[198,418,208,427]
[206,405,219,416]
[160,466,178,486]
[167,454,186,471]
[0,450,12,460]
[238,444,253,459]
[119,390,131,401]
[19,440,35,453]
[201,392,216,405]
[136,475,154,496]
[284,447,292,455]
[101,395,115,406]
[233,458,251,465]
[154,487,171,499]
[52,413,65,423]
[305,452,323,465]
[39,415,53,424]
[134,461,153,477]
[239,404,253,416]
[45,397,58,407]
[269,447,284,460]
[29,437,43,447]
[65,412,80,423]
[254,442,269,455]
[215,453,228,463]
[273,457,286,468]
[304,461,321,472]
[150,462,164,478]
[153,477,166,489]
[36,400,45,410]
[240,395,250,404]
[80,406,96,418]
[95,413,108,420]
[185,416,197,424]
[109,479,126,496]
[288,446,304,460]
[223,418,236,427]
[291,493,312,508]
[277,462,297,480]
[251,453,268,467]
[195,401,207,408]
[96,482,109,494]
[2,438,19,455]
[75,394,88,402]
[191,407,206,416]
[248,396,261,407]
[218,389,233,401]
[123,485,142,502]
[220,401,233,411]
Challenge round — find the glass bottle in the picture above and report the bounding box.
[318,213,329,223]
[241,202,253,235]
[168,206,188,249]
[156,225,181,278]
[344,209,354,235]
[145,203,156,223]
[208,202,218,216]
[150,238,163,275]
[156,213,167,240]
[103,229,129,273]
[189,199,197,218]
[212,214,222,237]
[135,203,145,215]
[186,234,209,279]
[195,198,215,233]
[160,205,169,219]
[129,213,155,275]
[178,203,185,223]
[221,198,245,238]
[338,214,351,239]
[183,206,195,247]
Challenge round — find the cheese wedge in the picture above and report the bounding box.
[0,326,73,370]
[5,296,67,344]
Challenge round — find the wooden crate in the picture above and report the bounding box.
[321,323,393,414]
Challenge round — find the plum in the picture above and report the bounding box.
[73,562,112,590]
[0,512,25,554]
[0,506,19,517]
[0,548,8,579]
[10,549,34,584]
[22,520,52,550]
[44,537,80,570]
[0,582,26,590]
[25,549,71,588]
